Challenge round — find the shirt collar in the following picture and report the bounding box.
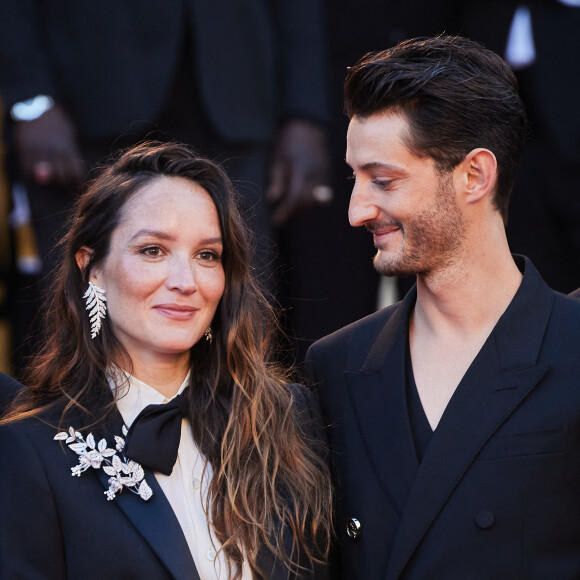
[108,367,190,428]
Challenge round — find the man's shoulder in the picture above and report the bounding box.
[307,301,402,361]
[548,289,580,335]
[552,288,580,317]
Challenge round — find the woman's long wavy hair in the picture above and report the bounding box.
[3,141,332,578]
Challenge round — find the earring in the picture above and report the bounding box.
[204,327,213,343]
[83,281,107,339]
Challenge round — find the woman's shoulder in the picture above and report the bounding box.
[0,398,113,459]
[0,412,69,482]
[0,372,24,415]
[0,399,123,497]
[0,400,69,449]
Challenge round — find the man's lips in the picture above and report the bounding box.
[369,225,401,245]
[153,304,199,320]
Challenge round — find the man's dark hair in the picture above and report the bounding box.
[344,36,527,222]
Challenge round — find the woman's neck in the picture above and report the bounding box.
[114,353,190,398]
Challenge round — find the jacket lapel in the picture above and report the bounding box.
[345,288,419,514]
[95,411,199,580]
[385,257,554,580]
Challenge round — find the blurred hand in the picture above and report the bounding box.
[13,103,85,186]
[267,119,332,228]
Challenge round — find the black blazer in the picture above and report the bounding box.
[0,383,327,579]
[307,257,580,579]
[0,0,328,142]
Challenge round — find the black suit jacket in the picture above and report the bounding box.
[0,0,328,141]
[0,384,327,579]
[307,257,580,579]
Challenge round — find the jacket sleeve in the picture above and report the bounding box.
[0,423,66,579]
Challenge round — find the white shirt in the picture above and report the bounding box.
[505,5,536,69]
[110,371,252,579]
[505,2,580,69]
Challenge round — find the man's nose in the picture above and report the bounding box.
[348,183,380,227]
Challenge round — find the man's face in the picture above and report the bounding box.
[346,111,465,278]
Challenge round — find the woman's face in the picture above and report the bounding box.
[87,175,225,369]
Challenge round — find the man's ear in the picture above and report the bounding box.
[75,246,96,280]
[458,148,498,204]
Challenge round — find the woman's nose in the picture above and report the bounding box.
[167,259,197,293]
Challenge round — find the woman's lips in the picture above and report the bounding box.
[153,304,199,320]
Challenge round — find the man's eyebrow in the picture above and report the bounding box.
[360,161,401,172]
[346,160,403,172]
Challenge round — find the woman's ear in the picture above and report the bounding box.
[75,246,95,279]
[460,148,498,204]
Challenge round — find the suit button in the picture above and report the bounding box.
[475,511,495,529]
[346,517,362,540]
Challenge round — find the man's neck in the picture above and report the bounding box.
[413,230,522,338]
[408,243,522,430]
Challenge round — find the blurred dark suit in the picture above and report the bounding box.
[0,0,327,147]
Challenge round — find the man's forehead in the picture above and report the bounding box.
[346,112,410,168]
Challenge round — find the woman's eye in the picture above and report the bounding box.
[199,250,220,262]
[373,179,392,189]
[139,246,162,257]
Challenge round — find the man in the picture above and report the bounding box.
[306,36,580,579]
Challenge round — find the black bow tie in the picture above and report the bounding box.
[123,388,190,476]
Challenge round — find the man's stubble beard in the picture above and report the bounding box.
[373,176,465,278]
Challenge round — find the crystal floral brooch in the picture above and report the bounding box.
[54,425,153,501]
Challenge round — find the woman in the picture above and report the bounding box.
[0,142,332,579]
